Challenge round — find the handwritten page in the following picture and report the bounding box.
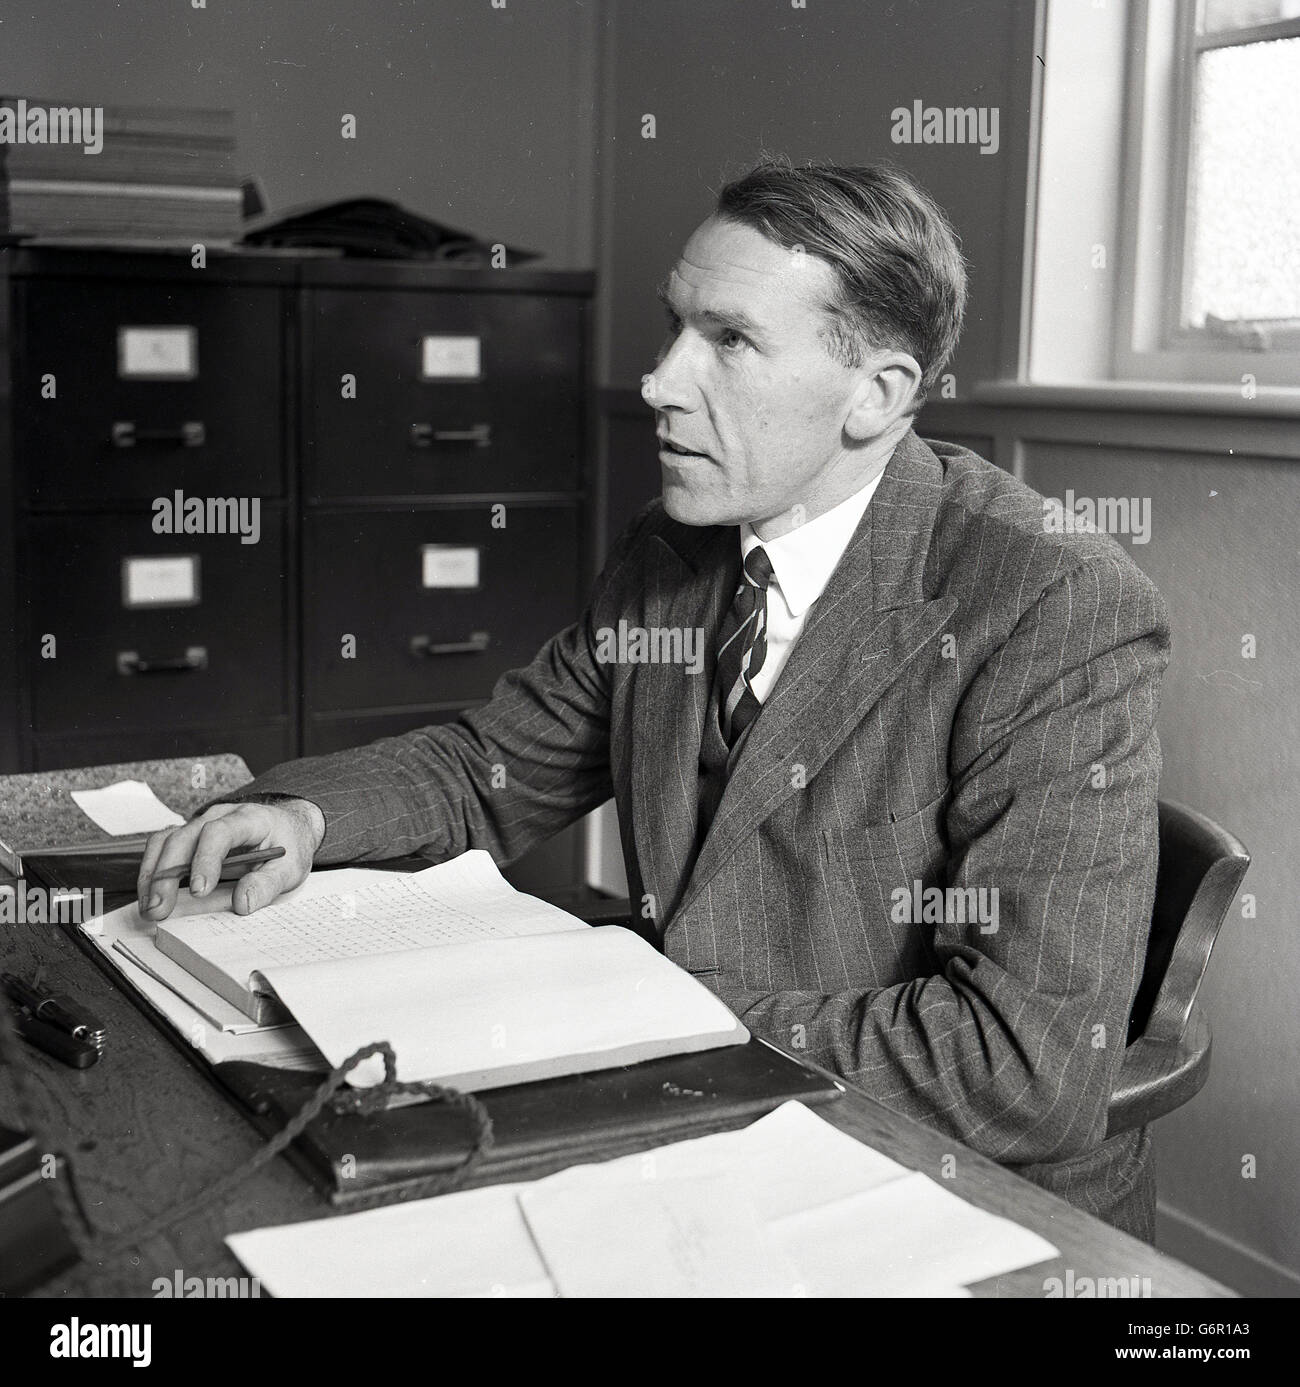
[138,850,747,1088]
[157,849,588,981]
[70,780,184,835]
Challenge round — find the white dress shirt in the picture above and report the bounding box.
[740,470,885,703]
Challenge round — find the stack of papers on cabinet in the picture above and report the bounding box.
[0,98,242,243]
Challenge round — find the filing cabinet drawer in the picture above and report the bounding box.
[26,513,287,732]
[305,289,584,498]
[17,277,284,506]
[305,505,581,711]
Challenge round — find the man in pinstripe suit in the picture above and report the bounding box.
[141,161,1169,1240]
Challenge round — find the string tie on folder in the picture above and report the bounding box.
[0,1010,494,1267]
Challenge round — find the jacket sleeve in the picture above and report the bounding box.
[719,554,1171,1165]
[215,507,656,866]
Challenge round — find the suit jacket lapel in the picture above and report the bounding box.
[675,430,957,920]
[627,524,737,924]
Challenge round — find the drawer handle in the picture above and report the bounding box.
[409,631,490,657]
[409,422,492,449]
[112,421,206,448]
[116,646,208,676]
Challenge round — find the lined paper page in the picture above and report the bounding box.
[156,849,588,981]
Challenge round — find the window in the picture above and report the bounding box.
[1173,1,1300,349]
[1114,0,1300,384]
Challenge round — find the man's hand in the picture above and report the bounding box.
[137,799,326,921]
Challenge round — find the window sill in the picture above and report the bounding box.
[969,380,1300,419]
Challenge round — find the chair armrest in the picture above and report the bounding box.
[1106,1004,1213,1137]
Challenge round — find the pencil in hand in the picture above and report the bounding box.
[147,846,287,886]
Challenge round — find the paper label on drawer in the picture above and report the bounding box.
[420,335,481,379]
[118,326,198,380]
[421,545,480,590]
[122,554,200,608]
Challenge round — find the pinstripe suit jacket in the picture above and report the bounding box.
[235,430,1170,1234]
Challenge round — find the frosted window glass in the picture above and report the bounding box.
[1186,36,1300,324]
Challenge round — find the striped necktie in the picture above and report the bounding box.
[714,545,775,747]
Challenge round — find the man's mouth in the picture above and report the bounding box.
[660,437,710,460]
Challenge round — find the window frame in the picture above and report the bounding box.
[1113,0,1300,386]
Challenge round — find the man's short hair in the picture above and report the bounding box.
[715,158,967,412]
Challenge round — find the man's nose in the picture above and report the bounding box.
[642,333,700,412]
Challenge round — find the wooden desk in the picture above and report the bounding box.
[3,880,1235,1299]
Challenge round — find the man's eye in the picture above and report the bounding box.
[718,329,748,352]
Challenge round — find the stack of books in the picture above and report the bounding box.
[0,97,242,244]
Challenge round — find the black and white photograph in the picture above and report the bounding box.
[0,0,1293,1354]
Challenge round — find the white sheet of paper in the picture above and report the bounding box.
[263,924,746,1088]
[70,780,184,835]
[229,1183,551,1298]
[767,1172,1058,1297]
[519,1172,804,1297]
[226,1101,1057,1298]
[515,1086,911,1223]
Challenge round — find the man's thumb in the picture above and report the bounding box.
[232,862,295,916]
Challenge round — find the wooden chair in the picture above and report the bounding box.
[1106,800,1250,1138]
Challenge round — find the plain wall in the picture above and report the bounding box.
[597,0,1036,390]
[1022,435,1300,1294]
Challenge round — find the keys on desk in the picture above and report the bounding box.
[2,972,105,1068]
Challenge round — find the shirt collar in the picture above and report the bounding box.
[739,468,885,618]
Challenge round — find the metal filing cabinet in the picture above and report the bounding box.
[297,259,593,893]
[0,247,595,895]
[2,247,296,775]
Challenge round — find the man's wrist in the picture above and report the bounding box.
[284,797,327,854]
[199,792,327,854]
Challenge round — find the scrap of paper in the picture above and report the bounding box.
[70,780,185,836]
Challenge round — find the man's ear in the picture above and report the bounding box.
[844,352,923,440]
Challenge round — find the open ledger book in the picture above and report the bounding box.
[152,851,749,1090]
